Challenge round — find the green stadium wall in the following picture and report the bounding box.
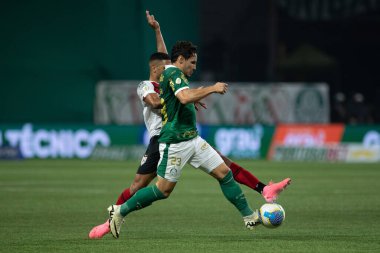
[0,0,199,123]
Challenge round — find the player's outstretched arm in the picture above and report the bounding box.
[146,10,168,54]
[176,82,228,104]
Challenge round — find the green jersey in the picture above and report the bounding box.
[159,65,198,143]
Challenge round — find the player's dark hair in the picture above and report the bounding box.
[171,41,197,63]
[149,52,170,62]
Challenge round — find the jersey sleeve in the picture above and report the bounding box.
[167,68,190,95]
[137,81,156,102]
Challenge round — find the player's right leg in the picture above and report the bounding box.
[218,152,266,193]
[218,151,291,203]
[210,162,261,230]
[191,137,260,230]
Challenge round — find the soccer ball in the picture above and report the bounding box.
[258,203,285,228]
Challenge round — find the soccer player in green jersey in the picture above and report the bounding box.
[107,40,265,239]
[89,11,290,239]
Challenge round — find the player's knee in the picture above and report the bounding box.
[155,175,176,198]
[160,188,172,198]
[156,181,175,198]
[211,163,230,180]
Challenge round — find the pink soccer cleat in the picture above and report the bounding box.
[88,220,110,239]
[262,178,291,203]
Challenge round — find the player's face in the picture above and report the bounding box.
[151,60,170,77]
[182,54,197,77]
[160,60,171,72]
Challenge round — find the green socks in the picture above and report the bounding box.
[219,170,253,217]
[120,185,166,216]
[119,171,253,218]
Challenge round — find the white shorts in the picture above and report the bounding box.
[157,136,224,182]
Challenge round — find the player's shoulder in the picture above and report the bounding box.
[163,65,181,77]
[138,80,154,90]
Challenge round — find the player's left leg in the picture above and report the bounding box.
[115,172,157,205]
[89,136,160,239]
[115,140,192,217]
[115,136,160,205]
[89,173,157,239]
[108,177,173,238]
[108,140,193,238]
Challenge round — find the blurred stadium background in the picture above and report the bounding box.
[1,1,380,252]
[1,0,380,161]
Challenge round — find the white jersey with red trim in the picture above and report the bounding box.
[137,80,162,138]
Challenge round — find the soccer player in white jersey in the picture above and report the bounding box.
[89,11,290,239]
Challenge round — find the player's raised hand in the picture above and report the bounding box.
[213,82,228,94]
[146,10,160,30]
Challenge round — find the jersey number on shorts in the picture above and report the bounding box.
[170,157,181,166]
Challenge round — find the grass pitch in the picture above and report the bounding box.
[0,160,379,253]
